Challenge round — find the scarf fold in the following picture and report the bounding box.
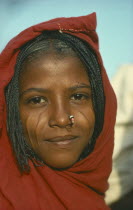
[0,12,116,210]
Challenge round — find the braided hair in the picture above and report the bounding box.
[5,31,105,173]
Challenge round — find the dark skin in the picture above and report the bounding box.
[19,53,95,169]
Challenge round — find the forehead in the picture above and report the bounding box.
[21,53,89,78]
[19,54,90,91]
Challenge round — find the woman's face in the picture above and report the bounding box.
[19,53,95,169]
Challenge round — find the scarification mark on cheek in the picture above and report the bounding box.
[34,111,43,145]
[25,111,48,148]
[25,115,37,147]
[81,110,95,122]
[25,114,39,149]
[35,111,48,141]
[78,109,95,135]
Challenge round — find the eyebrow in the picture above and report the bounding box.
[69,83,91,91]
[20,88,48,97]
[20,83,91,97]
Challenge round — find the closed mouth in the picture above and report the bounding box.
[45,135,78,143]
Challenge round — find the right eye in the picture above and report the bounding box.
[27,96,47,105]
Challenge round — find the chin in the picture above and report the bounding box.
[42,155,79,170]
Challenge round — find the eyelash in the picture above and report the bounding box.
[71,93,90,101]
[26,93,90,106]
[27,96,47,105]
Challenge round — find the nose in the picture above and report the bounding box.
[48,100,72,128]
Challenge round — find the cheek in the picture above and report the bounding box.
[86,108,95,130]
[77,106,95,139]
[19,108,48,148]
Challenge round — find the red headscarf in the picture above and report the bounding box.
[0,13,116,210]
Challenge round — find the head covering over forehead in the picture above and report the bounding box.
[0,13,116,210]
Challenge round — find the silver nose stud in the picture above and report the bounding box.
[69,115,74,125]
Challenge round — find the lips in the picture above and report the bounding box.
[45,135,78,143]
[44,135,78,147]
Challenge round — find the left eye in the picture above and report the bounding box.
[71,93,89,100]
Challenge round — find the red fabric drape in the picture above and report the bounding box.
[0,13,117,210]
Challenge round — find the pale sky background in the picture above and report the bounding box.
[0,0,132,78]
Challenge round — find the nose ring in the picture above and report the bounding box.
[69,115,74,125]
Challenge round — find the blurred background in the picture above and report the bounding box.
[0,0,133,78]
[1,0,133,209]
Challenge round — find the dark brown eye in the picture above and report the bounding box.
[71,93,89,100]
[28,96,47,104]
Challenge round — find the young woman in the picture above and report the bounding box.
[0,13,117,209]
